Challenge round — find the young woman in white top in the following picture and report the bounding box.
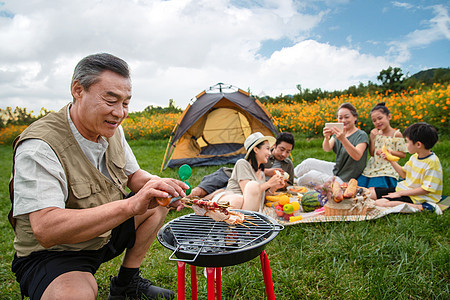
[210,132,285,212]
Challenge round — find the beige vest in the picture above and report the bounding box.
[10,104,129,257]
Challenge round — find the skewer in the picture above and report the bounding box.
[180,196,252,226]
[239,223,250,229]
[243,219,258,226]
[181,198,230,209]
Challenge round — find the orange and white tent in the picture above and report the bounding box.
[161,84,279,171]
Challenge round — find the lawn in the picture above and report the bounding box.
[0,135,448,299]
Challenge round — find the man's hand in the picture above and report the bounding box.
[264,168,284,178]
[129,178,188,215]
[168,198,185,212]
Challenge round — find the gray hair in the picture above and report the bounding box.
[71,53,130,91]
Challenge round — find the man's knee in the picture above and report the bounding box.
[42,271,97,300]
[148,206,168,228]
[134,207,168,241]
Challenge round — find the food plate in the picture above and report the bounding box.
[287,185,308,194]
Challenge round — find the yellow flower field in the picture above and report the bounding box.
[1,84,449,144]
[0,125,27,145]
[266,83,449,136]
[121,83,449,139]
[122,112,180,140]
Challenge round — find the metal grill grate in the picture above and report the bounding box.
[172,212,278,251]
[158,210,283,266]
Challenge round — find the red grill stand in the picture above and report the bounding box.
[176,250,275,300]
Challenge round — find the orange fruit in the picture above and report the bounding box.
[291,201,301,211]
[278,195,290,206]
[156,197,171,206]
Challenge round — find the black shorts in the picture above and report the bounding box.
[374,187,413,203]
[11,217,136,300]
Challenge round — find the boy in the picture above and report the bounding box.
[190,132,295,198]
[371,122,443,214]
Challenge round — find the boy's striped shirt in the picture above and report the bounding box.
[396,152,443,203]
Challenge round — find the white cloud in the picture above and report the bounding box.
[256,40,388,95]
[388,4,450,63]
[0,0,411,114]
[392,1,414,10]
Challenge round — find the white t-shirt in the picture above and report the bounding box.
[13,108,139,217]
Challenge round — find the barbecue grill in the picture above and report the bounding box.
[157,210,284,299]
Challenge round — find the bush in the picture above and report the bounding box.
[0,107,51,128]
[0,125,27,145]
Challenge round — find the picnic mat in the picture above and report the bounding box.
[262,195,448,225]
[437,195,450,211]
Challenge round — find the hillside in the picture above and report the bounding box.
[410,67,450,84]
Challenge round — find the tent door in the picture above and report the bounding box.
[197,108,251,155]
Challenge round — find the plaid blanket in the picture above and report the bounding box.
[263,195,449,225]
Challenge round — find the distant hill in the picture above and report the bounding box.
[409,68,450,84]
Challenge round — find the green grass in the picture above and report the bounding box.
[0,135,448,299]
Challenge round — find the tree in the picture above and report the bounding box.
[377,66,404,93]
[143,99,182,115]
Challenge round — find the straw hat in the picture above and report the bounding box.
[244,132,276,159]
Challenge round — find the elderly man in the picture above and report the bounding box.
[9,53,186,300]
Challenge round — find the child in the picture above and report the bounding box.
[358,102,407,188]
[371,122,443,214]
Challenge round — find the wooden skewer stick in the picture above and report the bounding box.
[238,222,250,229]
[243,219,258,226]
[181,200,230,209]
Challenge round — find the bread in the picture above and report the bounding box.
[324,185,373,216]
[332,180,343,202]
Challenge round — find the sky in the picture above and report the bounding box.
[0,0,449,113]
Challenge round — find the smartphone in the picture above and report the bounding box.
[325,123,344,130]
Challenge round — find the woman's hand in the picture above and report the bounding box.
[266,173,285,192]
[323,126,333,138]
[322,127,335,152]
[331,126,345,141]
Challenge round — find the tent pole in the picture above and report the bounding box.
[161,135,174,172]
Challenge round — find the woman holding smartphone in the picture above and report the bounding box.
[294,102,369,186]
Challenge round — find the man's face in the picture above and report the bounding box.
[71,70,132,142]
[272,141,293,161]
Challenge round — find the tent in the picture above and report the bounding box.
[161,84,279,170]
